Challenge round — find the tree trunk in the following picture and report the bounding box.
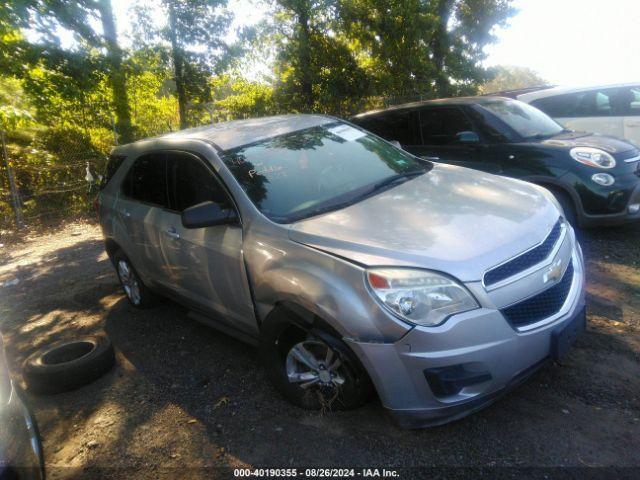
[168,4,189,130]
[432,0,453,98]
[98,0,133,144]
[297,3,314,111]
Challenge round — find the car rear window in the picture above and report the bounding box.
[100,154,127,190]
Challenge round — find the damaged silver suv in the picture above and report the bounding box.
[98,114,586,427]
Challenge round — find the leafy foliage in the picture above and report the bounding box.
[132,0,232,128]
[0,0,516,230]
[211,75,275,120]
[480,65,548,94]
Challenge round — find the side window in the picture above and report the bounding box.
[166,153,231,212]
[358,111,419,145]
[532,90,614,118]
[531,95,573,117]
[466,107,514,143]
[419,107,474,146]
[631,87,640,115]
[100,154,126,190]
[606,86,640,116]
[122,153,168,207]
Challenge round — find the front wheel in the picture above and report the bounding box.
[260,317,373,411]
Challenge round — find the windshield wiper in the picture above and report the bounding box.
[527,130,565,140]
[286,169,426,223]
[371,169,426,192]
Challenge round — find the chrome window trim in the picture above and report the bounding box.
[483,220,567,292]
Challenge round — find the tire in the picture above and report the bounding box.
[113,250,159,308]
[23,335,115,395]
[260,313,373,411]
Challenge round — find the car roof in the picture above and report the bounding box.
[352,96,514,119]
[116,114,335,153]
[517,82,640,102]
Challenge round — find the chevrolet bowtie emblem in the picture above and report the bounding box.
[543,259,564,284]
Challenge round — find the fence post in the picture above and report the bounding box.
[1,130,23,228]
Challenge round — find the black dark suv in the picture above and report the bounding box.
[352,97,640,227]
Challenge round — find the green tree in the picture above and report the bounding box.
[0,76,34,227]
[263,0,369,114]
[339,0,515,100]
[339,0,435,100]
[210,75,275,120]
[134,0,233,129]
[1,0,134,143]
[126,48,180,136]
[0,78,33,132]
[437,0,515,96]
[480,65,548,94]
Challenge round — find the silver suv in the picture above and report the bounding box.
[98,114,586,427]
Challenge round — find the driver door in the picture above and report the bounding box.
[160,151,256,335]
[412,106,503,174]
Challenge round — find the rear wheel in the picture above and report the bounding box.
[261,315,373,411]
[113,250,159,308]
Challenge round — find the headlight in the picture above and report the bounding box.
[569,147,616,168]
[366,268,479,326]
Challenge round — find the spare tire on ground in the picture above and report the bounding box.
[23,335,115,395]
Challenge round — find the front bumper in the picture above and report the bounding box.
[0,383,45,479]
[572,165,640,227]
[347,240,586,428]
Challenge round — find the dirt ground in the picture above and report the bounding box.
[1,220,639,479]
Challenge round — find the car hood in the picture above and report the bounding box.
[288,164,560,282]
[539,131,636,156]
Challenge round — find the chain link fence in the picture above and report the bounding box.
[0,128,112,232]
[0,90,434,233]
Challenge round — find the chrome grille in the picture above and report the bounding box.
[501,260,574,328]
[484,219,563,287]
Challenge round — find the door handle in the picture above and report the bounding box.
[422,156,440,161]
[164,228,180,240]
[122,210,131,218]
[626,121,640,127]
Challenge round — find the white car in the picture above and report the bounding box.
[513,83,640,147]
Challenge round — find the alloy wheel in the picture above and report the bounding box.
[285,340,346,390]
[117,259,141,306]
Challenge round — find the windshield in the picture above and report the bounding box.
[480,100,563,140]
[221,122,428,222]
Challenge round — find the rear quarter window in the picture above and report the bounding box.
[531,90,619,118]
[355,111,420,145]
[122,154,169,208]
[100,154,127,190]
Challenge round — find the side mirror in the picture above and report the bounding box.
[456,131,480,143]
[181,201,238,229]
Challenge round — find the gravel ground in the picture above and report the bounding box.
[0,220,639,479]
